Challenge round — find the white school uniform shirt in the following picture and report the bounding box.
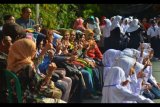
[144,66,157,85]
[101,67,154,103]
[147,25,159,38]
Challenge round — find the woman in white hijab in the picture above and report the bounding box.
[102,49,123,81]
[101,66,154,103]
[114,55,141,95]
[116,54,158,99]
[122,48,149,64]
[121,18,130,34]
[109,15,124,50]
[102,19,112,51]
[126,19,144,49]
[110,15,122,31]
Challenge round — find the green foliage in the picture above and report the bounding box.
[0,4,158,27]
[0,4,78,29]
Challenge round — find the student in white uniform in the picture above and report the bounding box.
[102,19,112,51]
[102,49,123,81]
[121,18,130,34]
[101,66,154,103]
[147,19,159,59]
[114,55,143,95]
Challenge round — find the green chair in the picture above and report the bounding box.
[4,69,23,103]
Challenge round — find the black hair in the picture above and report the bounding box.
[21,7,31,13]
[2,22,26,42]
[3,15,13,21]
[150,19,156,24]
[76,31,84,40]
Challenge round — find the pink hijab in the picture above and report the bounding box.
[73,17,86,32]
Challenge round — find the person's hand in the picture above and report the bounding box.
[121,80,129,86]
[41,63,57,86]
[47,63,57,76]
[129,67,135,76]
[145,59,152,66]
[45,40,53,50]
[137,71,146,78]
[156,83,160,89]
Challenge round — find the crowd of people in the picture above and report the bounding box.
[0,7,103,103]
[0,6,160,103]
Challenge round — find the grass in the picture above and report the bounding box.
[152,61,160,103]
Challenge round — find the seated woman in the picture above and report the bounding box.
[7,38,65,103]
[38,49,72,102]
[101,66,154,103]
[84,29,103,93]
[102,49,123,81]
[37,29,72,102]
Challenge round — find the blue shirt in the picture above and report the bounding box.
[16,18,35,29]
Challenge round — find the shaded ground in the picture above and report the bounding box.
[82,60,160,103]
[152,61,160,103]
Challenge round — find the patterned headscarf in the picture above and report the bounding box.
[7,38,36,72]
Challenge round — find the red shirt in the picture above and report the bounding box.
[86,44,102,60]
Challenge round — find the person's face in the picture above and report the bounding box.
[64,32,70,40]
[142,18,147,23]
[48,36,53,43]
[86,33,93,40]
[6,16,15,23]
[47,30,54,43]
[70,32,76,41]
[22,8,32,19]
[36,27,41,32]
[149,52,154,59]
[80,34,85,42]
[124,20,128,25]
[3,36,12,47]
[142,57,148,65]
[39,41,43,49]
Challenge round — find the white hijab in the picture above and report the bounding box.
[114,56,137,86]
[121,18,130,33]
[111,15,122,31]
[123,48,140,59]
[114,55,137,77]
[127,19,140,33]
[101,66,154,103]
[102,49,122,81]
[103,49,122,67]
[122,48,149,63]
[138,43,152,53]
[102,19,112,38]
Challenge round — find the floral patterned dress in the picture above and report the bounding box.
[15,65,63,103]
